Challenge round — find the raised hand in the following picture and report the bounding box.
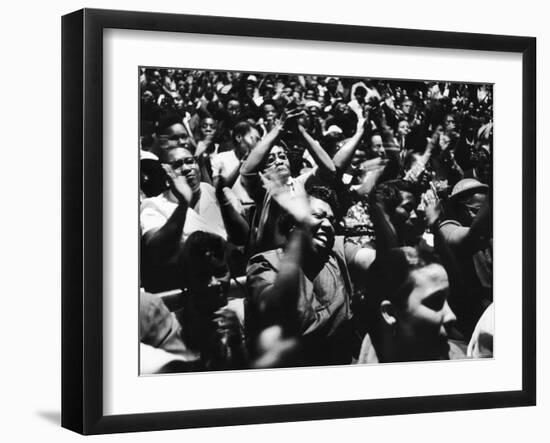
[422,187,442,228]
[356,112,368,132]
[259,170,317,229]
[162,164,193,205]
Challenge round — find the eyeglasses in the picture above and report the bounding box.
[169,157,197,169]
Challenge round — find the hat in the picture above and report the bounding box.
[324,125,343,136]
[449,178,489,201]
[246,74,258,83]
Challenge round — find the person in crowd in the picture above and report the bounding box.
[211,121,261,213]
[431,178,492,339]
[240,111,336,252]
[246,178,376,365]
[174,231,247,371]
[138,68,494,371]
[357,247,459,363]
[140,144,248,291]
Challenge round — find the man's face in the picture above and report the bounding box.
[227,100,241,119]
[263,104,277,122]
[309,197,336,255]
[393,190,423,244]
[172,93,184,110]
[394,264,455,359]
[200,118,217,138]
[264,145,290,179]
[165,147,200,191]
[349,150,367,176]
[401,100,412,115]
[461,192,487,225]
[160,123,192,150]
[370,135,385,158]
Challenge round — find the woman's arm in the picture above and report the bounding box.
[332,115,367,174]
[297,124,336,183]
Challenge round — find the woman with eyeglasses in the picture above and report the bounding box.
[139,144,249,292]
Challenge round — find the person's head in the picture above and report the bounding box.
[304,100,321,118]
[333,100,351,117]
[349,148,368,177]
[178,231,230,315]
[263,144,291,180]
[307,186,339,256]
[161,146,201,193]
[449,179,489,226]
[354,85,368,104]
[374,180,423,245]
[157,113,193,151]
[232,121,260,154]
[262,100,278,122]
[396,118,410,137]
[171,93,184,111]
[245,74,257,95]
[326,77,338,93]
[226,99,241,120]
[401,99,413,115]
[199,117,217,139]
[367,247,456,362]
[369,134,386,158]
[444,113,457,133]
[278,185,339,257]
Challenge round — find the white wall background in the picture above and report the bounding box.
[0,0,545,441]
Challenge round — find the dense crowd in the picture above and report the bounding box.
[138,68,493,373]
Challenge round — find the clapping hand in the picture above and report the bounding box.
[422,187,442,228]
[259,169,317,230]
[162,164,193,205]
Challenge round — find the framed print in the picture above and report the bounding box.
[61,8,536,435]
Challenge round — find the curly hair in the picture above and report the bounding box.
[305,184,340,215]
[372,179,419,214]
[278,185,340,236]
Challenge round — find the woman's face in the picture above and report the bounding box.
[397,120,410,137]
[264,145,290,179]
[395,264,456,359]
[165,147,201,192]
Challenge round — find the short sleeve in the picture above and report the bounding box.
[140,199,168,235]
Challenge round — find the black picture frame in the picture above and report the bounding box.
[62,8,536,435]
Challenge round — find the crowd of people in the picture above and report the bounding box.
[138,68,494,373]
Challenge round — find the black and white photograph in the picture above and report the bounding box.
[138,68,494,374]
